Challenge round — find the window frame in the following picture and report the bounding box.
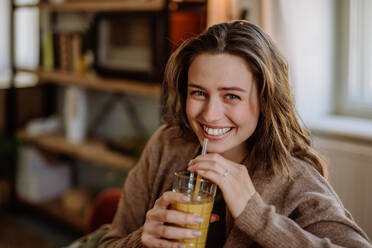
[334,0,372,119]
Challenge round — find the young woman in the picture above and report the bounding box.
[99,21,371,248]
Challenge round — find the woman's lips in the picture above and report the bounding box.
[201,124,233,140]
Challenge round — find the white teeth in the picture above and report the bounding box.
[203,126,231,136]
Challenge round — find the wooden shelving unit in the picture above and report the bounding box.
[18,130,137,171]
[11,0,206,236]
[37,69,161,97]
[38,0,164,12]
[17,68,161,97]
[18,197,87,233]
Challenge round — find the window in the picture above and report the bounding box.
[0,0,39,88]
[14,7,39,71]
[335,0,372,119]
[0,1,11,87]
[14,5,39,87]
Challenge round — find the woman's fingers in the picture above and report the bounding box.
[154,191,189,209]
[188,161,231,187]
[157,224,202,240]
[195,168,228,186]
[141,232,184,248]
[144,221,202,240]
[187,153,256,218]
[142,190,208,248]
[151,191,203,225]
[188,153,234,176]
[149,208,204,225]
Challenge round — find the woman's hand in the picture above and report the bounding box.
[188,153,256,218]
[141,191,219,248]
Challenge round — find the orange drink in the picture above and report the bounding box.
[172,171,216,248]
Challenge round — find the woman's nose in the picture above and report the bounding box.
[202,98,224,123]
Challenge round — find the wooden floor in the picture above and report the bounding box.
[0,212,79,248]
[0,218,57,248]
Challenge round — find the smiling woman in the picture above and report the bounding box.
[186,53,260,163]
[98,21,372,248]
[161,20,325,178]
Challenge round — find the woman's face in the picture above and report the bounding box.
[186,53,260,162]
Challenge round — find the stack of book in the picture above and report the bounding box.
[42,31,88,73]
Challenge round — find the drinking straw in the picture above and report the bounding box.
[192,138,208,200]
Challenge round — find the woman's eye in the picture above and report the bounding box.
[225,94,241,100]
[190,90,206,97]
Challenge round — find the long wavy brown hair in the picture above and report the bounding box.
[161,20,327,178]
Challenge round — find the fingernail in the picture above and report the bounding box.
[197,170,205,175]
[188,159,194,165]
[192,230,202,237]
[182,195,190,202]
[195,217,204,224]
[187,165,195,171]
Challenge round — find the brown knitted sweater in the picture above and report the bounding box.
[99,125,371,248]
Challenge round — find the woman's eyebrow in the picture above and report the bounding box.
[188,83,205,90]
[188,83,248,93]
[218,86,247,92]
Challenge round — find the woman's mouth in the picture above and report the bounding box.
[202,125,232,137]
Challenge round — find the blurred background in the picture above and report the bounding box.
[0,0,371,247]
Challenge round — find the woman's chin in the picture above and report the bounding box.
[206,145,230,154]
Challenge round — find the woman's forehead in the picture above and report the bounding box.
[187,53,255,90]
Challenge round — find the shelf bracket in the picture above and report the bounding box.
[87,93,148,138]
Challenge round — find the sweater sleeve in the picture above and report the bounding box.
[229,192,371,248]
[225,169,372,248]
[98,127,165,248]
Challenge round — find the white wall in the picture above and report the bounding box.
[314,137,372,239]
[272,0,335,122]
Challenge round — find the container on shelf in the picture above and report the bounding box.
[64,86,88,144]
[16,146,72,203]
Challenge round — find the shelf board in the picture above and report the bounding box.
[35,69,161,97]
[38,0,165,12]
[18,197,86,233]
[18,130,137,171]
[13,3,39,9]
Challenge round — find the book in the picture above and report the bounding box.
[42,31,54,72]
[71,33,85,73]
[59,33,71,72]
